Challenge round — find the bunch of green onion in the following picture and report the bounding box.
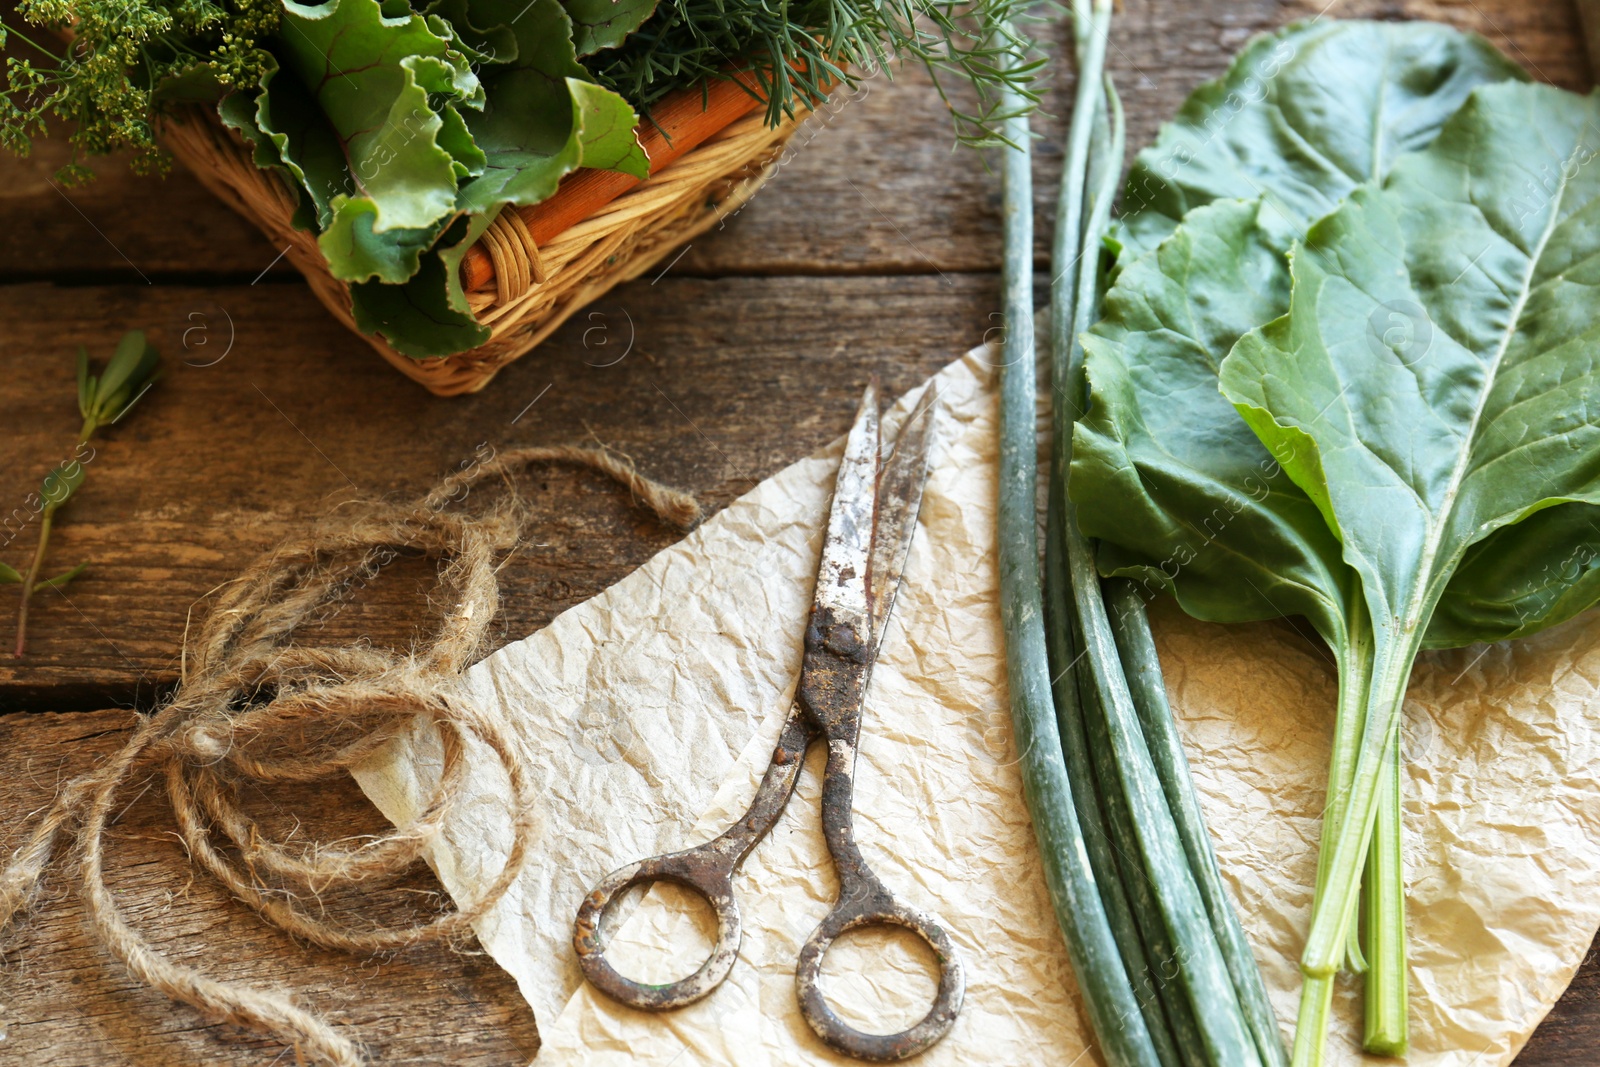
[994,5,1287,1064]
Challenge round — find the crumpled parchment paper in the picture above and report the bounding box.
[354,342,1600,1066]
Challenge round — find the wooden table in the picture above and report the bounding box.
[0,1,1595,1063]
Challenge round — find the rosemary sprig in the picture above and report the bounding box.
[582,0,1046,148]
[7,330,158,657]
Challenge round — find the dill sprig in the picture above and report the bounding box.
[583,0,1046,149]
[0,0,278,182]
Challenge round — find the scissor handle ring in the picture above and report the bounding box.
[573,852,743,1012]
[795,893,965,1061]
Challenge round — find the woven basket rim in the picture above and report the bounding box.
[159,98,807,395]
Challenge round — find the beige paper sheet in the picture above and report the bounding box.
[355,343,1600,1066]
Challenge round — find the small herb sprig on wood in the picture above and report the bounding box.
[5,330,159,657]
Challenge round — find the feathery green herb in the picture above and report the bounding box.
[0,0,278,182]
[585,0,1043,148]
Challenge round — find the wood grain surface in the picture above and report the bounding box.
[0,0,1595,1064]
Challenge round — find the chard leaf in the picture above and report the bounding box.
[1224,82,1600,652]
[256,57,352,228]
[1218,81,1600,975]
[561,0,658,56]
[1116,19,1526,263]
[350,214,494,356]
[1079,195,1600,654]
[1073,198,1354,640]
[438,103,488,177]
[424,0,519,65]
[275,0,473,233]
[220,86,287,172]
[1428,501,1600,645]
[452,0,592,214]
[1076,19,1526,652]
[319,199,450,283]
[570,77,649,179]
[435,210,498,316]
[1079,20,1583,654]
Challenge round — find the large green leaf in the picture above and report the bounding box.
[219,84,286,172]
[1080,20,1579,654]
[221,0,647,354]
[570,77,648,178]
[275,0,473,233]
[254,58,349,229]
[1074,198,1354,639]
[1076,197,1588,654]
[1225,81,1600,652]
[424,0,519,65]
[319,201,450,283]
[1219,80,1600,976]
[1428,501,1600,645]
[1115,19,1526,263]
[350,214,494,356]
[452,0,642,214]
[1076,20,1530,652]
[1073,32,1532,1044]
[561,0,657,56]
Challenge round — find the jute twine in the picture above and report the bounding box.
[0,446,701,1066]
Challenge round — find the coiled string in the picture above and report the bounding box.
[0,446,701,1066]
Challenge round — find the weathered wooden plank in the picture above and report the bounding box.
[1520,934,1600,1064]
[0,273,998,708]
[0,1,1585,282]
[2,707,1596,1065]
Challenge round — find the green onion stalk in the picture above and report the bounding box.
[992,14,1167,1067]
[1032,2,1291,1064]
[1047,10,1260,1067]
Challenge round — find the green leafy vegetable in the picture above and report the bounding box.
[562,0,658,56]
[1072,21,1558,1060]
[453,0,615,214]
[274,0,467,228]
[253,0,653,346]
[570,78,649,179]
[349,213,493,356]
[4,0,1041,356]
[1115,19,1525,262]
[1220,79,1600,1063]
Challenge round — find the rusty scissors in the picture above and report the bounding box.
[573,381,963,1061]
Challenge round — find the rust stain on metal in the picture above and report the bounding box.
[572,385,962,1059]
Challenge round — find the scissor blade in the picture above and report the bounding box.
[868,385,937,654]
[813,380,881,641]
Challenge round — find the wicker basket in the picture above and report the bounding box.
[160,103,804,396]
